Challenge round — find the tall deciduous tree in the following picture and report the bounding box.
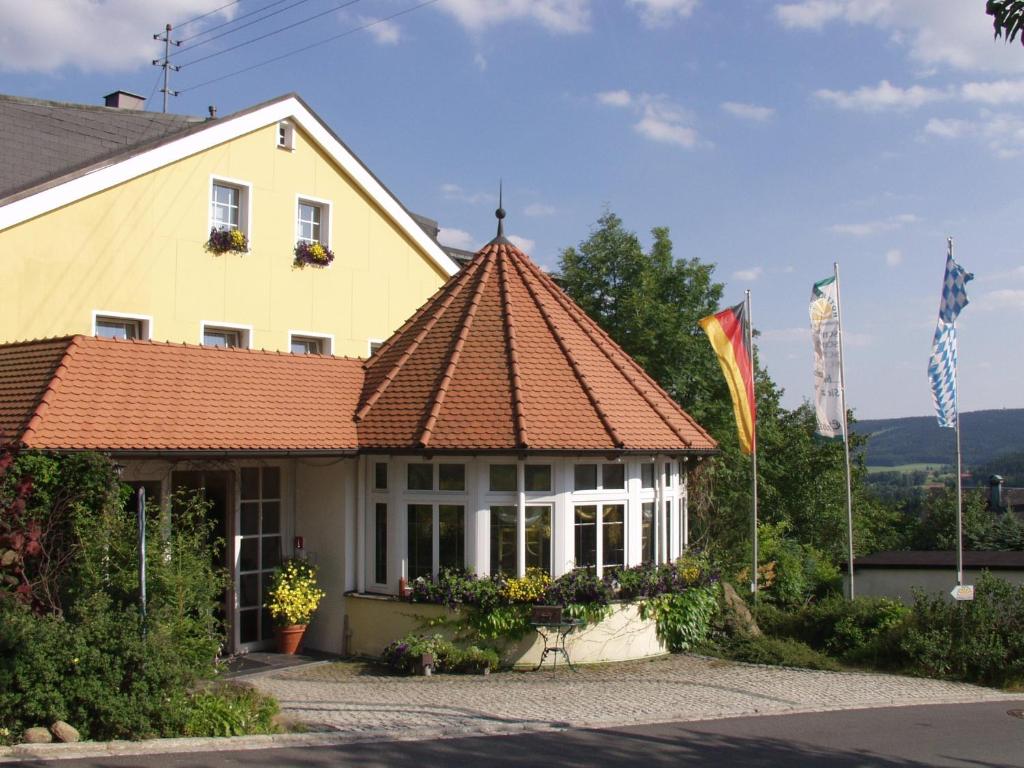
[558,212,900,573]
[987,1,1024,46]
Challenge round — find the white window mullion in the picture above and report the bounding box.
[516,461,526,577]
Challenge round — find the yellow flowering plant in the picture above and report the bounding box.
[265,558,325,626]
[500,567,552,603]
[205,227,249,254]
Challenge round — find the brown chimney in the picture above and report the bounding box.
[103,90,146,110]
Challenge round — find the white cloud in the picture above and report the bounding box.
[596,90,704,149]
[830,213,919,236]
[924,117,972,139]
[774,1,1024,74]
[473,51,487,71]
[961,80,1024,105]
[978,289,1024,311]
[760,327,810,343]
[365,17,401,45]
[597,90,632,107]
[733,266,763,281]
[508,235,536,253]
[438,227,477,250]
[815,80,947,111]
[524,202,556,217]
[440,183,496,205]
[885,248,903,266]
[627,0,699,28]
[925,111,1024,157]
[436,0,590,34]
[0,0,235,73]
[721,101,776,122]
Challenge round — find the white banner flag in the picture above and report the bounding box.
[810,276,844,441]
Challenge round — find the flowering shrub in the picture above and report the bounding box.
[205,227,248,254]
[265,559,325,626]
[293,240,335,269]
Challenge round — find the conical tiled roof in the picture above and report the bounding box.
[356,236,717,454]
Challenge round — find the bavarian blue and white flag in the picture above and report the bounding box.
[927,253,973,428]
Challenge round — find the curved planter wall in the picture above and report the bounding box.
[344,593,667,667]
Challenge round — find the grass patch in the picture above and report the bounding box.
[699,635,841,671]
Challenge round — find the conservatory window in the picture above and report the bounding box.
[641,463,655,489]
[525,464,551,492]
[374,503,387,585]
[407,504,432,579]
[641,502,655,563]
[603,504,625,570]
[438,464,465,492]
[489,464,517,492]
[407,464,433,491]
[438,505,465,570]
[574,505,597,568]
[490,505,518,575]
[525,505,551,571]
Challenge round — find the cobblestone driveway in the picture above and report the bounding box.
[245,655,1016,740]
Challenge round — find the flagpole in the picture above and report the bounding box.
[950,237,964,587]
[746,289,759,602]
[833,263,855,600]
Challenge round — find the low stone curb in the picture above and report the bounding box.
[1,691,1019,763]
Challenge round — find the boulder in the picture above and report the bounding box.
[21,727,52,744]
[50,721,80,743]
[721,581,761,637]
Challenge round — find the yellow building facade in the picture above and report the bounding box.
[0,94,456,356]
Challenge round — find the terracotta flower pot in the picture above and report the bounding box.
[275,624,307,655]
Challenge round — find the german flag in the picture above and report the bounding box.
[699,302,756,454]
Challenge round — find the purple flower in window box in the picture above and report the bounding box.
[293,240,335,269]
[205,227,248,254]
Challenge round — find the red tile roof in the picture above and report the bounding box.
[2,336,363,453]
[357,238,717,453]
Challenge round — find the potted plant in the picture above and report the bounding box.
[205,227,248,254]
[265,558,326,654]
[293,240,335,269]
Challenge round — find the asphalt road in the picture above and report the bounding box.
[24,700,1024,768]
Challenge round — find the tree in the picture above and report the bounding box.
[558,212,890,576]
[986,1,1024,46]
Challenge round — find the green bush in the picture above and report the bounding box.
[755,595,909,662]
[713,634,840,671]
[184,685,279,737]
[899,573,1024,687]
[639,585,719,652]
[0,451,229,741]
[382,634,500,675]
[746,523,841,608]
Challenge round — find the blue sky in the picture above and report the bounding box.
[3,0,1024,420]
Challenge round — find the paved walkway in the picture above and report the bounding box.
[244,654,1017,739]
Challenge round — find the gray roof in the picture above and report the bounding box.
[851,550,1024,569]
[0,93,204,200]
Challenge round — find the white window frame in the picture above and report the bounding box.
[288,330,334,356]
[200,321,253,349]
[209,175,253,241]
[404,462,468,495]
[277,121,295,151]
[91,310,152,340]
[294,194,332,249]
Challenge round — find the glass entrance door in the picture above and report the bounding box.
[238,467,282,648]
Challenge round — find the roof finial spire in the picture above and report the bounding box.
[495,179,506,238]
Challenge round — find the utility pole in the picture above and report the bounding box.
[152,23,181,113]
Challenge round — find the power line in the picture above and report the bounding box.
[176,0,364,68]
[179,0,439,93]
[171,0,244,31]
[175,0,306,47]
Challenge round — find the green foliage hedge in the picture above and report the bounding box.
[713,635,840,671]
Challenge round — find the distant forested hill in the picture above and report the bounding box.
[851,409,1024,467]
